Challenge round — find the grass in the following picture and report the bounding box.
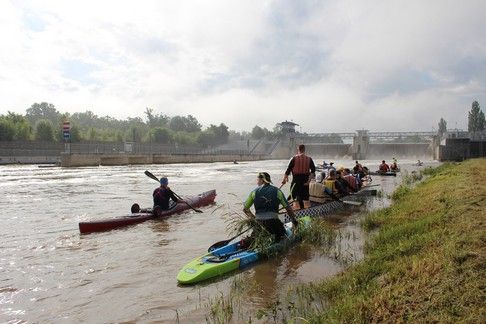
[284,159,486,323]
[205,159,486,323]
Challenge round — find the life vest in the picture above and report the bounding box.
[324,179,337,194]
[309,181,327,203]
[343,175,358,191]
[379,164,389,172]
[254,184,280,215]
[292,154,311,175]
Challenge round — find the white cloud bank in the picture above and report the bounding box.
[0,0,485,132]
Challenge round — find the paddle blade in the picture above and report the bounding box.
[341,200,362,206]
[208,240,230,252]
[144,170,159,182]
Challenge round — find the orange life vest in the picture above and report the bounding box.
[292,154,311,175]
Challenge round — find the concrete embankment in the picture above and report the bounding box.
[60,153,269,167]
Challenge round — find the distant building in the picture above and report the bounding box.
[277,121,299,135]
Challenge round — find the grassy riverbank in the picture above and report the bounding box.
[286,159,485,322]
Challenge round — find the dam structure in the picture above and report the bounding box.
[2,126,480,166]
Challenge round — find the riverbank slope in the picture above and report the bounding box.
[289,159,485,322]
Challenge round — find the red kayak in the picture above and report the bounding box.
[79,189,216,234]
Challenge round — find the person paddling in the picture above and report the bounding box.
[153,177,185,216]
[243,172,298,242]
[379,160,390,173]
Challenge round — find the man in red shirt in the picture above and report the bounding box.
[281,144,316,209]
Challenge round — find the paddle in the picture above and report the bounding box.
[324,188,362,206]
[144,170,203,213]
[207,227,251,252]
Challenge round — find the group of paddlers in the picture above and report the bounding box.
[152,144,370,243]
[242,144,371,241]
[378,158,399,173]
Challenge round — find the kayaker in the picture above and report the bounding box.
[391,158,399,171]
[243,172,298,242]
[153,177,184,216]
[379,160,390,173]
[281,144,316,209]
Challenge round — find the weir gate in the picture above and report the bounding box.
[271,130,437,160]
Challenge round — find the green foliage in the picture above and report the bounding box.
[468,100,485,131]
[4,102,238,145]
[26,102,61,126]
[281,159,486,323]
[0,119,16,140]
[168,115,202,132]
[251,125,268,139]
[0,112,31,140]
[34,119,55,141]
[144,107,169,128]
[172,131,198,145]
[151,127,172,144]
[126,125,144,142]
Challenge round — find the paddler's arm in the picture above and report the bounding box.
[282,157,295,185]
[278,189,298,227]
[242,190,256,218]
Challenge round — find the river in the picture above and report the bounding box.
[0,158,436,322]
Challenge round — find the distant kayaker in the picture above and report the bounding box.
[281,144,316,209]
[243,172,298,242]
[328,162,336,172]
[379,160,390,173]
[391,158,399,171]
[153,177,184,215]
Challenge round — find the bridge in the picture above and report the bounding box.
[301,131,438,140]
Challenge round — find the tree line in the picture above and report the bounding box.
[0,102,291,145]
[1,101,483,144]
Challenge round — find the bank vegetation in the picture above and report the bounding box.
[207,159,485,323]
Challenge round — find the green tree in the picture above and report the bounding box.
[0,119,16,140]
[144,108,169,128]
[34,119,55,141]
[151,127,172,144]
[438,117,447,137]
[26,102,61,126]
[184,115,202,132]
[251,125,266,139]
[207,123,229,145]
[69,124,82,142]
[468,101,485,132]
[168,115,202,132]
[3,112,31,140]
[88,127,97,141]
[126,125,143,142]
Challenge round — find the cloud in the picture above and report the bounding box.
[0,0,485,132]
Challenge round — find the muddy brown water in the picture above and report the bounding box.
[0,159,438,322]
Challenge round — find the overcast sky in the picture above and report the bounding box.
[0,0,485,133]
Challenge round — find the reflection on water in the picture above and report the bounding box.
[0,159,439,322]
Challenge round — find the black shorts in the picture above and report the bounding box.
[258,218,287,241]
[291,174,310,201]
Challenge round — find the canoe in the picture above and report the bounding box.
[281,187,376,222]
[78,189,216,234]
[177,216,311,284]
[368,171,397,176]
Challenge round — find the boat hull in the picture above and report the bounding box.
[177,216,311,284]
[369,171,397,176]
[78,189,216,234]
[282,187,376,222]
